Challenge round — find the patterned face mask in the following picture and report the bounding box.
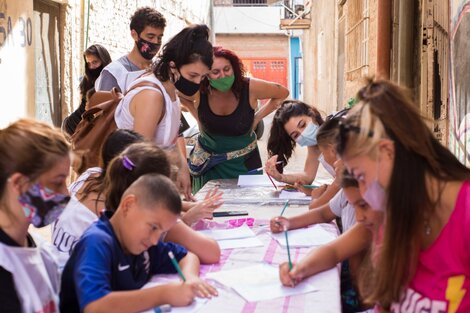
[18,183,70,228]
[136,37,161,60]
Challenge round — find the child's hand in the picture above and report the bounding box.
[279,262,303,287]
[270,216,289,233]
[164,282,196,307]
[182,188,224,225]
[265,155,283,181]
[309,184,327,199]
[293,181,313,196]
[186,277,218,298]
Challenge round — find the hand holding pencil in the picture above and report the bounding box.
[264,155,285,181]
[167,251,218,303]
[269,200,290,233]
[279,261,303,288]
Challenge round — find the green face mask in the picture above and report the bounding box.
[209,75,235,92]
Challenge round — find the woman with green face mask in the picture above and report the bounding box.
[180,46,289,193]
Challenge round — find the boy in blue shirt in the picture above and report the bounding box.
[60,174,217,313]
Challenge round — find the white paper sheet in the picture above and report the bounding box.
[206,263,331,302]
[237,174,282,187]
[197,224,256,241]
[197,225,263,250]
[271,224,337,248]
[279,190,312,201]
[217,236,264,250]
[140,276,209,313]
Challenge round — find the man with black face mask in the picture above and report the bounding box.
[95,7,166,93]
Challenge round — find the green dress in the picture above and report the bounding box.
[191,79,261,193]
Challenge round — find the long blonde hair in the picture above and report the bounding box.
[337,79,470,309]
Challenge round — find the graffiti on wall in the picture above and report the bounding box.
[449,0,470,165]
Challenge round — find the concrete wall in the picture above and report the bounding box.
[300,0,378,117]
[301,0,337,116]
[213,6,284,34]
[0,0,211,128]
[0,0,35,127]
[343,0,378,109]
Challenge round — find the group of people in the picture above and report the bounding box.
[0,4,468,313]
[265,80,469,312]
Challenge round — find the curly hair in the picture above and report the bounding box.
[130,7,166,35]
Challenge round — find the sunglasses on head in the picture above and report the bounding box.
[326,108,349,122]
[337,121,374,156]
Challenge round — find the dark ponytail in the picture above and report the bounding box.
[153,24,213,81]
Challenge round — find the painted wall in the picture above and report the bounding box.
[213,6,284,34]
[0,0,34,127]
[289,37,301,99]
[449,0,470,165]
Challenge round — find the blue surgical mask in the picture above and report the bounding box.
[362,160,386,212]
[295,122,319,147]
[318,154,336,177]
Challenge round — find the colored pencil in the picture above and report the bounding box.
[279,200,289,217]
[168,251,186,282]
[247,161,283,174]
[267,173,278,190]
[285,230,293,270]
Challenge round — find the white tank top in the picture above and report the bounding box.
[0,233,60,313]
[114,74,181,148]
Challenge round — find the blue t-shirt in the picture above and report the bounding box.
[59,212,187,313]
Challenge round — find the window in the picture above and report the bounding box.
[345,0,369,78]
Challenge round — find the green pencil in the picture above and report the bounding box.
[279,200,289,217]
[302,184,320,189]
[285,230,293,270]
[168,251,186,282]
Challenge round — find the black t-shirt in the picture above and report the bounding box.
[0,228,36,313]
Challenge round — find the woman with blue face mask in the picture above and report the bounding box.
[0,118,71,313]
[266,100,325,186]
[181,46,289,193]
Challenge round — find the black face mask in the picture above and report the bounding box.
[136,37,161,60]
[174,72,200,96]
[88,65,104,79]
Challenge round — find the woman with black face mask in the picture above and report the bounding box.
[62,44,112,136]
[114,24,213,200]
